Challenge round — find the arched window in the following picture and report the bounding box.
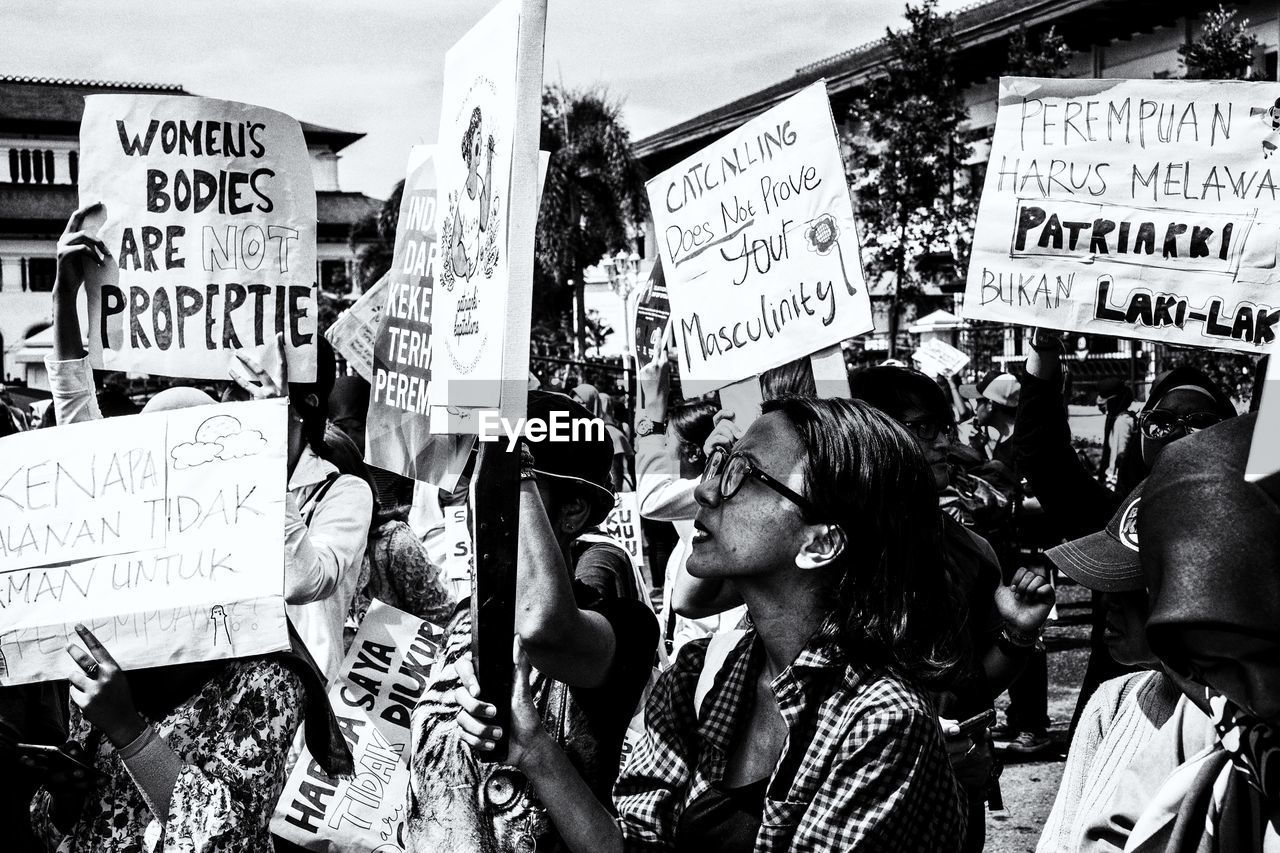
[69,149,79,184]
[19,149,31,183]
[43,150,55,183]
[32,150,44,183]
[8,148,18,182]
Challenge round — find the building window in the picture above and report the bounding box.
[1268,50,1278,82]
[19,149,31,183]
[69,149,79,184]
[32,149,44,183]
[26,258,57,292]
[8,149,17,182]
[43,150,55,183]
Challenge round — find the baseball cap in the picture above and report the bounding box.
[959,370,1021,408]
[1045,480,1145,592]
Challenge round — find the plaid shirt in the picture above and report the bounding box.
[614,630,966,851]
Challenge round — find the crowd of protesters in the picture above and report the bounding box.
[0,202,1277,853]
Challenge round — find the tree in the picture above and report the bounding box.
[1006,25,1071,77]
[349,180,403,294]
[1180,4,1259,80]
[845,0,973,358]
[536,86,649,356]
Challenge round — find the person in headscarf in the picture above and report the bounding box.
[1123,412,1279,852]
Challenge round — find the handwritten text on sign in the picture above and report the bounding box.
[80,95,318,381]
[647,81,872,395]
[0,399,289,685]
[965,77,1280,354]
[273,601,441,852]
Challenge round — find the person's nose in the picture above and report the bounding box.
[694,472,721,509]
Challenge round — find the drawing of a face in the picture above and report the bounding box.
[211,605,226,618]
[463,107,484,200]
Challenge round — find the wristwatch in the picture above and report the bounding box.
[635,416,666,437]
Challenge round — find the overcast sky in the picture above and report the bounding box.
[6,0,971,198]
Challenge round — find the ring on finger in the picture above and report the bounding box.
[81,660,100,679]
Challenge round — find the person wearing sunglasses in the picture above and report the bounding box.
[1019,329,1238,740]
[453,397,967,852]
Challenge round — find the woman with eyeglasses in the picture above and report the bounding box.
[453,396,968,852]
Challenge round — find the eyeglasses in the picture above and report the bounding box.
[899,419,959,442]
[1138,409,1222,440]
[701,446,820,522]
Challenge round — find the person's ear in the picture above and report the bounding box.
[795,523,847,570]
[303,391,320,411]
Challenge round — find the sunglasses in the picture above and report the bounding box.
[899,419,959,442]
[701,446,820,522]
[1138,409,1222,440]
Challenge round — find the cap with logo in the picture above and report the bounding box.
[1044,480,1145,592]
[959,369,1022,408]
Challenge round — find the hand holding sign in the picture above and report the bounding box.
[230,332,289,400]
[65,624,146,748]
[56,203,110,293]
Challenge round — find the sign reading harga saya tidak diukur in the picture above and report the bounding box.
[965,76,1280,354]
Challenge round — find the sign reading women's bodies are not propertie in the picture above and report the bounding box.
[80,94,318,381]
[647,81,873,396]
[0,399,290,685]
[966,76,1280,354]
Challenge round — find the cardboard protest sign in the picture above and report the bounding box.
[913,338,970,378]
[599,492,644,574]
[80,95,317,380]
[0,398,288,685]
[428,0,543,416]
[364,147,477,484]
[273,600,442,852]
[442,505,473,602]
[326,274,391,383]
[633,261,671,369]
[965,77,1280,354]
[646,81,872,395]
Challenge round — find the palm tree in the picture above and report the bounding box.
[536,86,649,356]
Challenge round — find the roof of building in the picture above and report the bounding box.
[0,75,365,152]
[634,0,1203,164]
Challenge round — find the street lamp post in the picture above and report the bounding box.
[603,249,643,405]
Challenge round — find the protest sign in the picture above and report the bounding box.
[273,600,442,852]
[0,398,289,685]
[913,338,970,378]
[80,95,317,380]
[364,147,478,485]
[442,505,473,601]
[633,260,671,369]
[428,0,543,416]
[599,492,644,574]
[326,274,390,384]
[646,81,872,395]
[965,77,1280,354]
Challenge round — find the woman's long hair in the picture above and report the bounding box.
[761,396,958,686]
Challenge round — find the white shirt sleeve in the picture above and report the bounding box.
[635,433,698,521]
[44,355,102,425]
[284,476,373,605]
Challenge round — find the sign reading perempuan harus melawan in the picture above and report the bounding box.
[965,76,1280,354]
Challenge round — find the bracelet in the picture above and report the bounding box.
[998,623,1039,649]
[520,468,538,482]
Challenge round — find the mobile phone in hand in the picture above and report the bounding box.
[955,708,997,738]
[17,743,104,784]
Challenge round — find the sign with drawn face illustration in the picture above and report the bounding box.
[0,398,289,685]
[430,0,522,409]
[966,77,1280,354]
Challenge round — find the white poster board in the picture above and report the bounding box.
[0,399,289,685]
[913,338,970,378]
[428,0,543,419]
[965,77,1280,354]
[80,95,318,380]
[647,81,872,395]
[327,274,391,384]
[273,601,442,852]
[599,492,643,574]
